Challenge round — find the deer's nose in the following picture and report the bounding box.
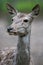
[7,27,13,32]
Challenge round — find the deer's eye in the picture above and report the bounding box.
[12,19,13,21]
[24,19,28,22]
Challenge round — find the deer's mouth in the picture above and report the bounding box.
[8,31,27,36]
[8,32,18,35]
[7,31,25,36]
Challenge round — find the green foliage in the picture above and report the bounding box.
[0,0,43,14]
[0,0,7,12]
[15,0,43,12]
[16,1,35,12]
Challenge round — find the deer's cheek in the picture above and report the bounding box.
[18,28,25,33]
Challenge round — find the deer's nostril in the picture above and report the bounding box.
[7,28,13,32]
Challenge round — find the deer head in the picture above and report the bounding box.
[7,3,40,36]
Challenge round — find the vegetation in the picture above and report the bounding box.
[0,0,43,14]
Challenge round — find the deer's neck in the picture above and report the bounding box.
[16,31,31,65]
[17,32,31,51]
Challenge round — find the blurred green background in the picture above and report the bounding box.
[0,0,43,16]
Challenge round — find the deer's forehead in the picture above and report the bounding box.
[13,13,28,19]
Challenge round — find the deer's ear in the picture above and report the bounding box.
[32,4,40,16]
[6,3,18,15]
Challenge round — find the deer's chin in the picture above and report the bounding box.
[17,32,27,36]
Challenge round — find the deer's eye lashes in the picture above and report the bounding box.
[23,19,28,22]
